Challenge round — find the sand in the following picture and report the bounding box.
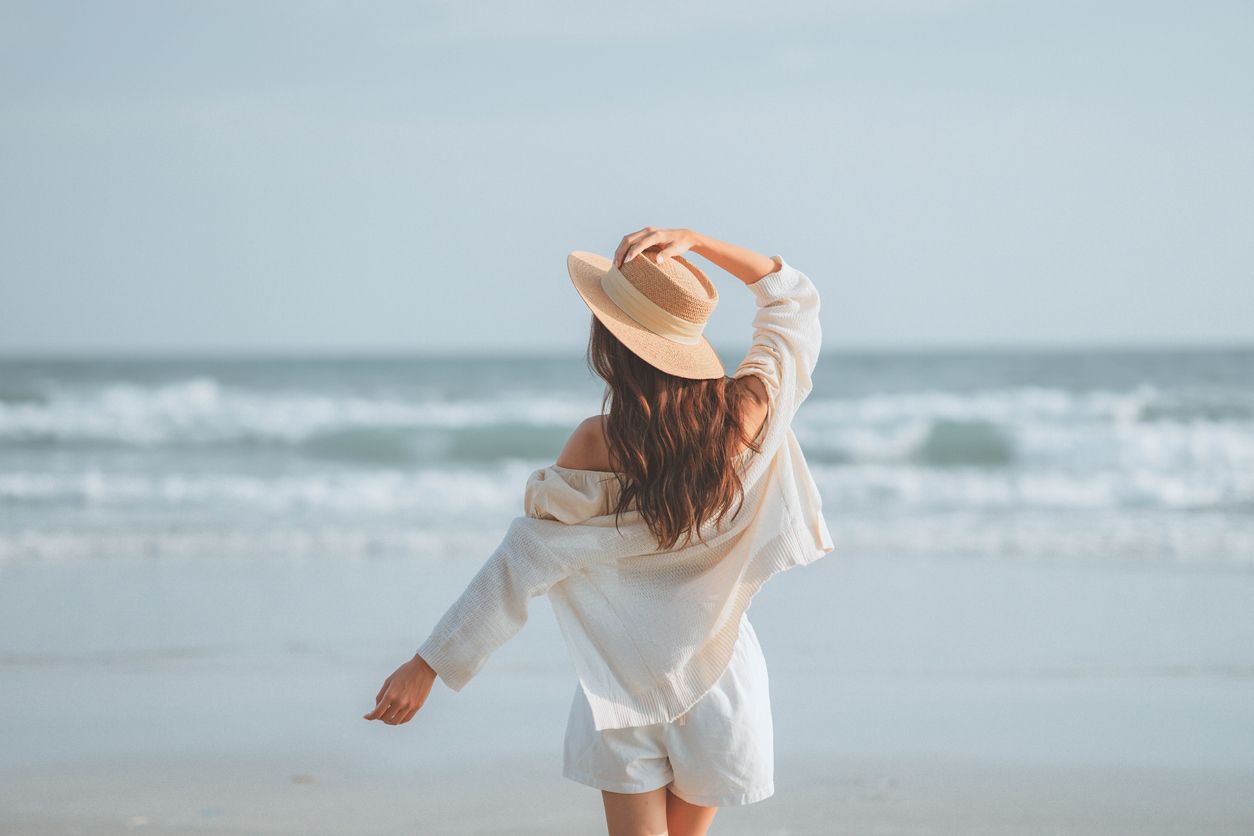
[2,551,1252,834]
[3,755,1252,835]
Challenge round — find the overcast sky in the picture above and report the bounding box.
[1,0,1251,354]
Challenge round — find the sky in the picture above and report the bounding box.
[1,0,1251,355]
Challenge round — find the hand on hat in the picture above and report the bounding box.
[613,227,704,269]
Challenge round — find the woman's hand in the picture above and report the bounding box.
[363,654,437,726]
[612,227,704,268]
[613,226,779,286]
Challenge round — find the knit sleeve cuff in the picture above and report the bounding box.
[416,631,471,692]
[744,255,800,302]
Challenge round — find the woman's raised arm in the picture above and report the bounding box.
[612,227,779,286]
[612,226,822,409]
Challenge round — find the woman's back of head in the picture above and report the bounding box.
[583,316,769,551]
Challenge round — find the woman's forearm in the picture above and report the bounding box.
[689,231,781,286]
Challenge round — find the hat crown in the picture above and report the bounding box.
[619,254,718,324]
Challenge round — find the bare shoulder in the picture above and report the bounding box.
[555,415,614,471]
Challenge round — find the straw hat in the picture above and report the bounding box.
[567,250,725,380]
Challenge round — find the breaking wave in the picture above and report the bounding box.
[2,354,1252,564]
[3,378,1253,473]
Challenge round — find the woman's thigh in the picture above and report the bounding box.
[666,787,719,836]
[600,786,668,836]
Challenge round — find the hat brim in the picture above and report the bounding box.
[567,251,726,381]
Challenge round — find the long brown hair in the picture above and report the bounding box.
[586,316,767,551]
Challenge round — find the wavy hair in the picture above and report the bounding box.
[586,315,767,551]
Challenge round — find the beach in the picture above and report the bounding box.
[6,0,1254,827]
[2,550,1252,834]
[2,349,1253,834]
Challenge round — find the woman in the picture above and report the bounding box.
[364,227,832,836]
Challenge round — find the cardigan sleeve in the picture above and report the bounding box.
[731,255,823,425]
[524,465,618,523]
[414,515,582,691]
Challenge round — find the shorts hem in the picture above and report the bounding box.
[562,767,674,796]
[669,780,775,808]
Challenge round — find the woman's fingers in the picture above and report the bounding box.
[611,229,652,264]
[364,685,402,721]
[621,231,667,267]
[654,242,689,261]
[363,697,421,725]
[381,700,409,724]
[614,228,695,267]
[613,229,648,268]
[364,656,435,725]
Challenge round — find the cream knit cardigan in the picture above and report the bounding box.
[416,256,833,730]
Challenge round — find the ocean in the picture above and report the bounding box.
[2,347,1251,564]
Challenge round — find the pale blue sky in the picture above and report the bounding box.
[1,0,1251,354]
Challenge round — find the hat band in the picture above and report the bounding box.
[600,266,705,346]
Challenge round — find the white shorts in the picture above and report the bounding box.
[561,614,774,807]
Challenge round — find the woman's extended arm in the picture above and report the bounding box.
[365,511,589,726]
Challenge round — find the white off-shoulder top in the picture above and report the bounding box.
[416,256,834,730]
